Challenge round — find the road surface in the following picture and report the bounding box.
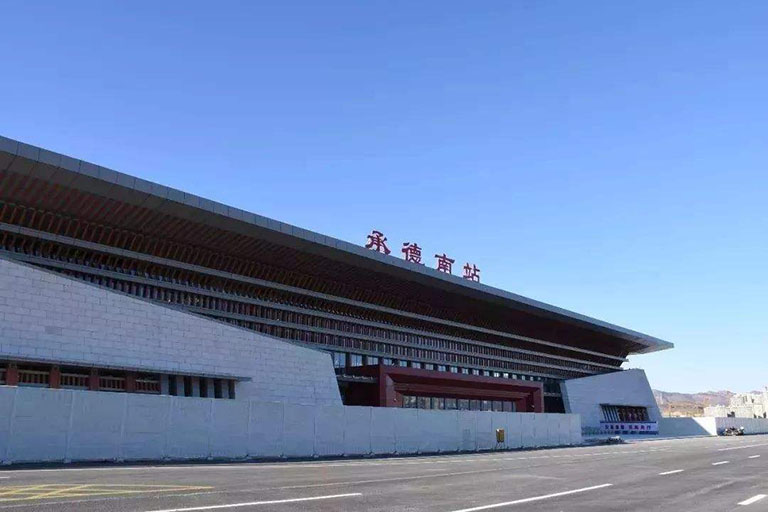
[1,434,766,511]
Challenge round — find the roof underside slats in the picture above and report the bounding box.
[0,135,673,357]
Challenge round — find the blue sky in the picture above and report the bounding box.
[2,1,766,393]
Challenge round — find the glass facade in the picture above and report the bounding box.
[402,395,515,411]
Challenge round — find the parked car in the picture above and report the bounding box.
[721,426,745,436]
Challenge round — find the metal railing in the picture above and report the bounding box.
[61,373,89,389]
[18,369,49,386]
[99,376,125,392]
[136,378,160,394]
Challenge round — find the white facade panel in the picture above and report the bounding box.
[0,256,341,406]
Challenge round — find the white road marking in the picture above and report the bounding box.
[718,443,768,451]
[144,493,362,512]
[748,455,760,459]
[449,483,613,512]
[711,461,730,466]
[738,494,766,506]
[658,470,684,475]
[0,477,9,480]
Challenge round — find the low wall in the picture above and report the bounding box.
[658,417,768,437]
[716,417,768,435]
[0,387,582,464]
[658,417,717,436]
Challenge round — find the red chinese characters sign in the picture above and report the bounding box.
[365,230,391,255]
[364,229,481,282]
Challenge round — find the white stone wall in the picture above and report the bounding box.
[561,369,661,430]
[0,256,341,405]
[0,386,582,464]
[658,417,717,437]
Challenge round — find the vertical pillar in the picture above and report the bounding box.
[228,380,236,400]
[49,365,61,389]
[220,380,230,399]
[528,388,544,413]
[160,375,170,395]
[88,368,99,391]
[125,372,136,393]
[175,375,186,397]
[6,363,19,386]
[190,377,200,398]
[205,378,216,398]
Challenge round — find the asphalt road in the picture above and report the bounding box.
[1,435,767,511]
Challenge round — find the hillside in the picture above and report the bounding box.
[652,389,734,417]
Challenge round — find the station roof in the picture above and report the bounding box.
[0,135,673,356]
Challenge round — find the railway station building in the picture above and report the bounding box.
[0,135,672,430]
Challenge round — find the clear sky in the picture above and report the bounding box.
[2,1,766,393]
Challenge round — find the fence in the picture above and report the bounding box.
[0,386,582,464]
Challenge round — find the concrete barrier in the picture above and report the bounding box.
[0,386,583,464]
[658,417,768,437]
[716,417,768,435]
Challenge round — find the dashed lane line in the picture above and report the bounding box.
[718,443,768,452]
[449,483,613,512]
[748,455,760,459]
[144,493,363,512]
[658,470,684,475]
[738,494,766,506]
[711,461,730,466]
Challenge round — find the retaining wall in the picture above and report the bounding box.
[0,386,582,464]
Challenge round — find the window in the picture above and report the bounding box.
[424,363,435,370]
[366,355,379,365]
[411,361,422,369]
[349,354,363,367]
[601,405,649,422]
[331,352,346,369]
[382,358,393,366]
[445,398,457,410]
[398,360,409,367]
[417,396,429,409]
[458,399,470,410]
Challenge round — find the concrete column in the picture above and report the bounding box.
[175,375,186,397]
[206,378,216,398]
[49,366,61,389]
[6,363,18,386]
[125,372,136,393]
[220,380,230,399]
[160,375,170,395]
[228,380,236,400]
[190,377,200,398]
[88,368,99,391]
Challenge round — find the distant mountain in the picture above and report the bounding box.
[652,389,736,417]
[653,389,734,408]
